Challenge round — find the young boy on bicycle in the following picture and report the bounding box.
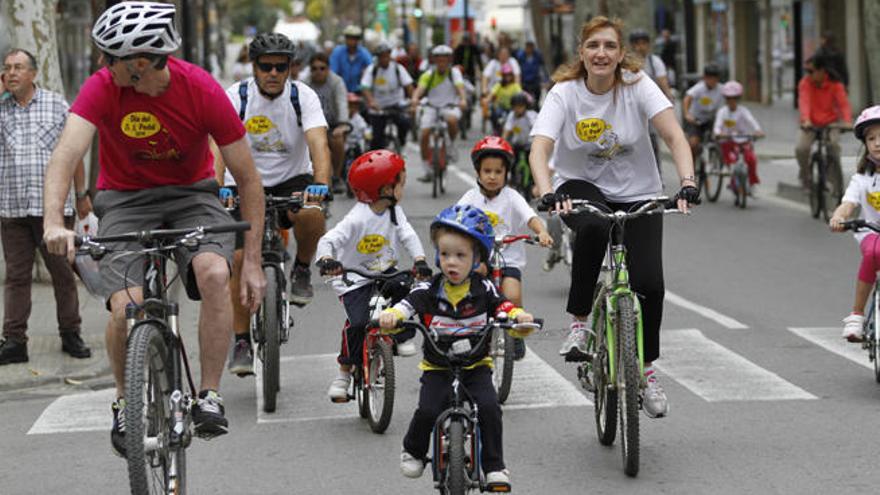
[713,80,765,190]
[502,92,537,153]
[379,204,534,491]
[830,105,880,341]
[316,150,432,401]
[457,136,552,359]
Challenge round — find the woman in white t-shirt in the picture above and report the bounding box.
[529,16,698,419]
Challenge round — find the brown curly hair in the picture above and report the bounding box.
[552,16,642,93]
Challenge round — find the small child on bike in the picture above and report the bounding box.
[829,105,880,341]
[316,150,433,401]
[713,80,765,190]
[345,92,369,151]
[486,64,522,134]
[458,136,552,359]
[502,92,537,150]
[379,204,534,491]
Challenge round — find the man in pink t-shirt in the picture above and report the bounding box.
[42,2,266,457]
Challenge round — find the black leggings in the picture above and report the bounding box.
[557,180,665,363]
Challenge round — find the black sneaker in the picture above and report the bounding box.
[227,339,254,377]
[289,265,314,306]
[192,390,228,439]
[61,333,92,359]
[111,398,127,458]
[0,338,28,365]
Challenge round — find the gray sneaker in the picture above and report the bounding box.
[641,375,669,418]
[559,321,590,360]
[290,265,314,306]
[227,339,254,377]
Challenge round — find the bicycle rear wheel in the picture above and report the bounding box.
[125,323,184,495]
[704,147,724,202]
[491,326,515,404]
[592,298,617,446]
[616,296,640,477]
[260,266,281,413]
[365,338,396,433]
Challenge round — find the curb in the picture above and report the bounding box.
[0,361,112,392]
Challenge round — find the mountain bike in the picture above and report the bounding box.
[805,125,850,221]
[542,197,683,477]
[386,317,542,494]
[696,128,723,202]
[841,219,880,383]
[509,143,533,202]
[423,103,458,198]
[487,234,539,404]
[332,266,413,433]
[715,135,761,209]
[76,221,250,495]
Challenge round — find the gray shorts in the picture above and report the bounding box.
[92,179,235,305]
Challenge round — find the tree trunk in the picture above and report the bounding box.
[2,0,64,94]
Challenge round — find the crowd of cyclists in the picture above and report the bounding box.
[20,0,880,492]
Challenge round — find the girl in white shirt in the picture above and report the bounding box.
[529,16,698,419]
[713,80,765,188]
[830,106,880,341]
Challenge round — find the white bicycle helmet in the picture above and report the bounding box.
[431,45,453,56]
[92,1,181,58]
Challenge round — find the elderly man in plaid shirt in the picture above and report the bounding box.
[0,48,93,364]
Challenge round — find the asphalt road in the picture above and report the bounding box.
[2,139,879,495]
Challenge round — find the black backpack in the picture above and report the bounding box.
[238,80,302,127]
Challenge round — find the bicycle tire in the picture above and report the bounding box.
[366,338,396,433]
[617,296,640,477]
[822,159,842,221]
[592,297,617,446]
[125,323,181,495]
[446,421,468,495]
[355,370,369,419]
[868,296,880,383]
[734,166,748,209]
[432,135,441,199]
[261,266,281,413]
[492,326,515,404]
[696,152,707,195]
[705,147,724,202]
[809,155,823,218]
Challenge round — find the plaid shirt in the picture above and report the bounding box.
[0,87,74,217]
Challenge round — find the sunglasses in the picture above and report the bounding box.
[257,62,290,73]
[310,65,328,72]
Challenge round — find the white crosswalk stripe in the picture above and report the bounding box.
[787,327,872,370]
[28,388,116,435]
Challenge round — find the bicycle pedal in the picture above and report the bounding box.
[486,483,511,493]
[564,353,591,363]
[330,396,352,404]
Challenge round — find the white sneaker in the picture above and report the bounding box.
[396,339,418,357]
[327,373,351,402]
[485,470,511,488]
[400,449,425,478]
[641,374,669,419]
[842,314,865,342]
[558,320,589,359]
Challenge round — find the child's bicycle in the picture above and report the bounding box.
[75,221,251,494]
[422,102,459,198]
[695,127,722,201]
[487,234,540,404]
[509,143,533,202]
[713,135,761,209]
[385,316,542,494]
[540,197,685,477]
[331,266,413,433]
[841,219,880,382]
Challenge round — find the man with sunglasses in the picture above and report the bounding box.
[42,1,266,457]
[304,52,350,194]
[219,32,331,377]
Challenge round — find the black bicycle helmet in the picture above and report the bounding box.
[510,92,530,108]
[248,32,296,61]
[628,29,650,44]
[703,63,722,77]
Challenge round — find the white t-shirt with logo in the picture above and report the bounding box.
[361,62,413,109]
[641,54,668,81]
[483,58,522,89]
[503,110,538,146]
[224,79,327,187]
[712,105,762,143]
[530,73,672,202]
[457,186,538,269]
[418,67,465,108]
[316,202,425,295]
[843,173,880,244]
[685,80,724,124]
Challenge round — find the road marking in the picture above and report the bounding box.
[447,164,475,186]
[656,329,817,402]
[502,349,592,410]
[787,327,871,370]
[665,291,749,329]
[28,388,116,435]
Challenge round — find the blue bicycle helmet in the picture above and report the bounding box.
[430,205,494,269]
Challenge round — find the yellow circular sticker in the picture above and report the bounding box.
[576,118,609,143]
[245,116,275,135]
[375,76,387,86]
[723,119,736,128]
[867,192,880,211]
[357,234,388,254]
[699,96,713,106]
[120,112,161,139]
[512,126,521,135]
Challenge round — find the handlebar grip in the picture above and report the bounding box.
[205,221,251,234]
[533,318,544,327]
[74,236,84,247]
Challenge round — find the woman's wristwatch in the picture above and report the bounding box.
[76,190,89,200]
[679,175,697,186]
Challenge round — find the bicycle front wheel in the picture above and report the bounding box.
[445,421,468,495]
[822,159,842,221]
[734,167,748,209]
[365,338,396,433]
[125,323,183,495]
[491,326,515,404]
[705,147,725,202]
[432,135,441,199]
[260,266,281,413]
[616,296,640,477]
[809,155,823,219]
[592,297,617,446]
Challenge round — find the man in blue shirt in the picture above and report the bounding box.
[329,25,373,93]
[514,40,547,107]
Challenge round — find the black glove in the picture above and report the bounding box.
[316,258,343,276]
[675,185,701,205]
[413,259,432,279]
[538,192,568,212]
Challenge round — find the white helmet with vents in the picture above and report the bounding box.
[92,1,181,58]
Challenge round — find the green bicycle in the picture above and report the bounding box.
[509,143,533,202]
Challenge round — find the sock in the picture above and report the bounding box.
[234,332,251,345]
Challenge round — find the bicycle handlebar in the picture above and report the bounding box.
[842,219,880,233]
[537,197,685,217]
[495,234,539,246]
[75,221,251,247]
[338,266,414,287]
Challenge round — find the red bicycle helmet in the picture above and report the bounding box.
[471,136,514,172]
[348,150,406,203]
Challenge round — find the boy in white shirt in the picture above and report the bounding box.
[316,150,432,401]
[457,136,552,359]
[345,93,369,151]
[713,80,765,188]
[502,92,538,150]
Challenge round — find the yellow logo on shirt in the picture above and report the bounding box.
[357,234,388,254]
[699,96,713,106]
[512,126,522,135]
[723,119,736,128]
[484,210,501,227]
[575,118,610,143]
[375,76,387,86]
[121,112,161,139]
[245,116,275,135]
[867,192,880,211]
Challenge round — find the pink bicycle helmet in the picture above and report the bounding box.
[721,80,743,98]
[500,63,514,75]
[855,105,880,141]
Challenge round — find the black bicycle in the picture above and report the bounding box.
[76,221,250,495]
[367,105,406,154]
[695,127,723,202]
[805,125,850,221]
[386,316,541,494]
